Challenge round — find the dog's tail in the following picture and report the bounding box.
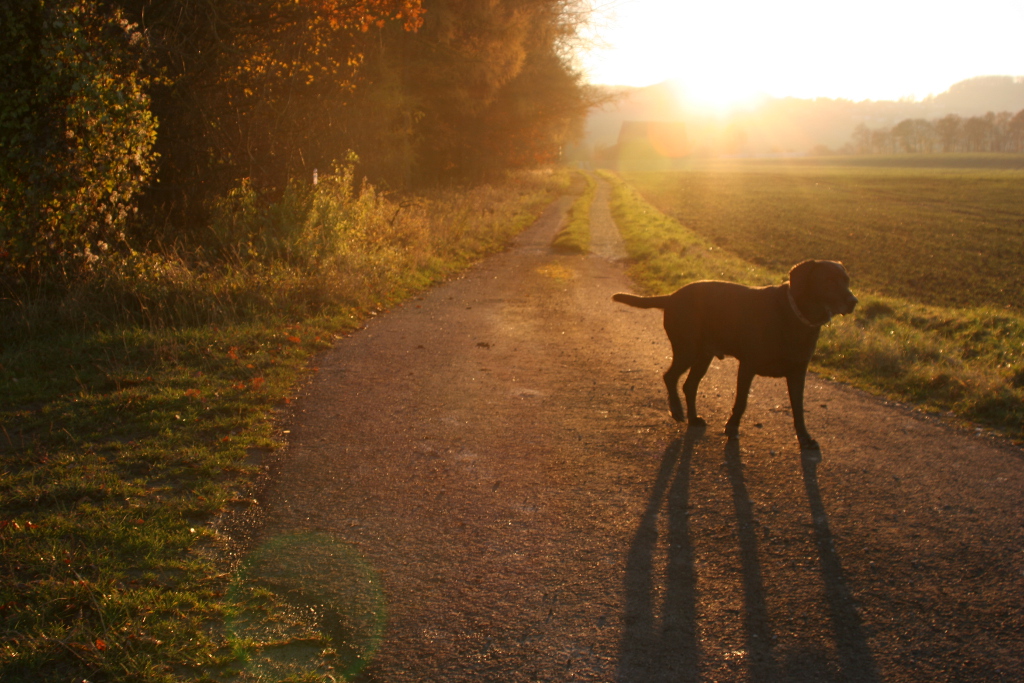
[612,292,672,309]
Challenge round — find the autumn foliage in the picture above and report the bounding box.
[1,0,595,281]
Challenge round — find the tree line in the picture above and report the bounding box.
[1,0,596,284]
[848,109,1024,154]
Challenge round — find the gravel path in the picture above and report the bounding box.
[256,180,1024,682]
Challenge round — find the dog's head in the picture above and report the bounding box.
[788,260,858,324]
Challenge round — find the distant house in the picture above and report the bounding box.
[596,120,691,169]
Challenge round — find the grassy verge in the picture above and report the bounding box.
[601,169,1024,443]
[619,160,1024,312]
[0,169,570,682]
[551,171,596,253]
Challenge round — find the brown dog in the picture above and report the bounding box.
[613,260,857,449]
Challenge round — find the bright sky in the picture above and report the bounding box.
[578,0,1024,111]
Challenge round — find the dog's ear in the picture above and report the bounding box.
[788,260,819,295]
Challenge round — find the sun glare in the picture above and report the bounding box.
[669,75,765,115]
[579,2,773,114]
[580,0,1024,106]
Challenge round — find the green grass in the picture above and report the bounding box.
[551,170,596,253]
[620,159,1024,312]
[0,169,570,682]
[602,165,1024,442]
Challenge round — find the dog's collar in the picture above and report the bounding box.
[787,284,823,328]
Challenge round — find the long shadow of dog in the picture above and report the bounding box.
[800,451,880,682]
[617,433,879,682]
[616,429,702,682]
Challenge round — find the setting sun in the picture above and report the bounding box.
[579,0,1024,108]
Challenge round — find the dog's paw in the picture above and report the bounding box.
[799,435,820,451]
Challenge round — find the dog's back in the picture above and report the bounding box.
[614,281,778,329]
[614,280,807,370]
[614,280,767,310]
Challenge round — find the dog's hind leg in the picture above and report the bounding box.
[663,338,700,422]
[663,355,690,422]
[724,363,756,438]
[679,353,712,426]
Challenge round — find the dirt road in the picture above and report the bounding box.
[257,181,1024,681]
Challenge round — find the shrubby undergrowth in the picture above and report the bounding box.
[4,166,566,342]
[0,0,156,283]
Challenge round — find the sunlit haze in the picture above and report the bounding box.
[579,0,1024,112]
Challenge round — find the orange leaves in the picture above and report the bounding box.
[231,377,264,392]
[221,325,311,398]
[284,322,304,345]
[299,0,425,33]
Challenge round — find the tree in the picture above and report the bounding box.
[892,119,915,153]
[851,123,871,154]
[915,119,937,153]
[989,111,1012,152]
[2,0,597,273]
[1009,109,1024,153]
[963,115,994,151]
[120,0,595,235]
[935,114,962,153]
[386,0,597,182]
[870,128,893,154]
[119,0,425,230]
[892,118,935,153]
[0,0,157,282]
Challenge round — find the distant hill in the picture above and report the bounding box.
[572,76,1024,159]
[926,76,1024,116]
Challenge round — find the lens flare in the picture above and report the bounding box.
[226,532,387,679]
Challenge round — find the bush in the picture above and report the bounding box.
[0,0,156,284]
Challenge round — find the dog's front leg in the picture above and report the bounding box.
[724,363,755,438]
[786,371,819,450]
